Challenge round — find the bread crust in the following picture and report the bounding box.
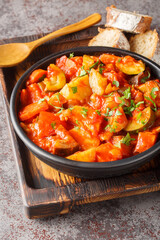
[129,29,159,59]
[88,27,130,50]
[106,6,152,33]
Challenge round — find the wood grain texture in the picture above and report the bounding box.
[0,26,160,219]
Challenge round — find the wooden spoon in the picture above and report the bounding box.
[0,13,101,68]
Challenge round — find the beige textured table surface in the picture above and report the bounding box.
[0,0,160,239]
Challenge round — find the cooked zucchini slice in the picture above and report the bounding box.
[44,64,66,91]
[116,56,145,75]
[124,107,155,132]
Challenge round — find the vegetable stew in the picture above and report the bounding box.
[18,53,160,162]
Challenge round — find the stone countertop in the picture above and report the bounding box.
[0,0,160,239]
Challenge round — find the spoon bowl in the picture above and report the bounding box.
[0,13,101,68]
[0,43,31,67]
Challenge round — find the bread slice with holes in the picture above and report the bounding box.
[129,29,160,64]
[88,27,130,50]
[106,5,152,34]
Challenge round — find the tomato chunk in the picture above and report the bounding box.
[37,111,60,138]
[134,132,157,153]
[96,142,123,162]
[19,101,49,121]
[26,69,47,86]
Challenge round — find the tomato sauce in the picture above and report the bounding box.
[18,53,160,162]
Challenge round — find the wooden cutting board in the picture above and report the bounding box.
[0,26,160,219]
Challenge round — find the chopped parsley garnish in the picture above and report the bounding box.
[117,58,121,63]
[112,80,119,87]
[74,119,80,130]
[79,65,87,77]
[118,88,131,106]
[141,71,150,83]
[104,124,111,130]
[104,108,110,117]
[144,96,157,111]
[95,110,101,116]
[89,60,99,70]
[69,52,74,59]
[141,120,146,125]
[104,123,117,133]
[136,101,144,108]
[115,110,122,116]
[99,63,105,74]
[71,86,77,94]
[123,87,131,99]
[137,112,142,120]
[103,92,113,98]
[108,110,113,117]
[150,87,159,99]
[81,107,88,118]
[38,98,46,103]
[121,133,135,146]
[38,74,46,82]
[54,106,64,114]
[56,92,61,103]
[51,122,56,130]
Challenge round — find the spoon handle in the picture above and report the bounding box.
[27,13,101,50]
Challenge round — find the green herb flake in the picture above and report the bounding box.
[56,93,61,103]
[103,92,113,98]
[137,112,142,120]
[81,107,88,118]
[38,98,46,104]
[95,110,101,116]
[71,86,77,94]
[69,52,74,59]
[104,108,110,117]
[123,87,131,100]
[150,87,159,99]
[51,122,56,130]
[121,133,135,146]
[117,58,121,63]
[110,126,117,133]
[89,60,99,70]
[99,63,104,74]
[108,110,113,117]
[141,71,150,83]
[79,65,87,77]
[74,119,80,130]
[112,80,119,87]
[115,110,122,116]
[141,120,146,125]
[38,74,46,82]
[104,124,111,130]
[54,106,64,114]
[144,96,157,111]
[136,101,144,108]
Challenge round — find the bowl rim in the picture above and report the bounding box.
[10,46,160,170]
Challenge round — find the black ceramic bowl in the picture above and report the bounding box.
[10,46,160,178]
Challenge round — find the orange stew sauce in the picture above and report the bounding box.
[18,53,160,162]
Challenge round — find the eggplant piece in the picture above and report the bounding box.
[124,107,155,132]
[54,139,79,157]
[128,68,151,86]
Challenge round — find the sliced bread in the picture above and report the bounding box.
[129,29,159,63]
[88,27,130,50]
[106,5,152,33]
